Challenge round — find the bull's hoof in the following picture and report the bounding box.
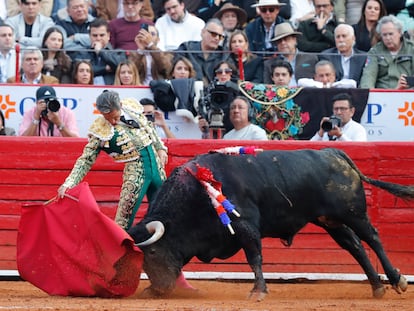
[392,275,408,294]
[248,290,267,302]
[138,286,171,298]
[372,285,386,299]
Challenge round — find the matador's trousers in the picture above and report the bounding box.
[115,146,166,230]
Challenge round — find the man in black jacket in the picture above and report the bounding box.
[175,18,225,85]
[297,0,337,52]
[319,24,366,86]
[73,18,126,85]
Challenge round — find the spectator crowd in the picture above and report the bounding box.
[1,0,414,140]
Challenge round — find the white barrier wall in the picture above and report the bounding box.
[1,85,413,141]
[1,85,202,139]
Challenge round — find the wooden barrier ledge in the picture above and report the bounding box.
[0,137,413,277]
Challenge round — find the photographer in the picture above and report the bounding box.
[141,98,175,139]
[19,86,79,137]
[310,92,367,141]
[198,61,240,139]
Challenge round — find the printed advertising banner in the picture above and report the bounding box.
[1,85,413,141]
[360,90,414,141]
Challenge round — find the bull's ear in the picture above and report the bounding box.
[128,223,152,243]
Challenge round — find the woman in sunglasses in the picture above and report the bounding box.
[197,60,240,138]
[213,60,238,83]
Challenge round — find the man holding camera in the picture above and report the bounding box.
[19,86,79,137]
[141,98,175,138]
[310,92,367,141]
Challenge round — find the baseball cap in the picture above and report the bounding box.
[36,86,56,101]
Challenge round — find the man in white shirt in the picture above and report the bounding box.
[155,0,205,51]
[310,92,367,141]
[0,23,17,83]
[223,96,268,140]
[298,59,357,88]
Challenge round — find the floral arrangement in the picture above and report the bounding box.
[186,164,240,234]
[239,82,310,140]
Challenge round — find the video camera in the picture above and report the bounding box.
[199,80,239,129]
[41,97,61,117]
[321,115,342,132]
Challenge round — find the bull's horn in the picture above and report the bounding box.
[135,221,165,247]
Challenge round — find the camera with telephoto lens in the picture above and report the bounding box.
[145,113,155,122]
[321,115,342,132]
[41,97,61,117]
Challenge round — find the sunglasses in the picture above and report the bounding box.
[215,68,233,74]
[260,7,277,13]
[206,29,224,39]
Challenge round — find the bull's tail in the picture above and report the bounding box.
[327,148,414,200]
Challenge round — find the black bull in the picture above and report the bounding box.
[128,148,414,300]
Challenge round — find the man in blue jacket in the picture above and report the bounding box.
[245,0,285,57]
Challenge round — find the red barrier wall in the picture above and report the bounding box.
[1,137,413,276]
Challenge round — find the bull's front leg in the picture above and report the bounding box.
[237,223,268,301]
[246,252,268,301]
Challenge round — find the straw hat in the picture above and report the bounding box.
[213,3,248,26]
[271,22,302,42]
[251,0,286,7]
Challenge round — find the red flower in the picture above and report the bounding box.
[245,82,253,90]
[265,90,276,100]
[301,112,310,124]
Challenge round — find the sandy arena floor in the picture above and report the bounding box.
[0,279,413,311]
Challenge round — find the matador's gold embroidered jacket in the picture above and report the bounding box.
[62,98,167,189]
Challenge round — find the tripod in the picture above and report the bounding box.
[209,127,225,139]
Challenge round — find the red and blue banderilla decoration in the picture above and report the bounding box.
[201,181,240,234]
[186,164,240,234]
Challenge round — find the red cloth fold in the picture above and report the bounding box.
[16,182,143,297]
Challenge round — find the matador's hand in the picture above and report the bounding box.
[57,185,68,199]
[157,149,168,166]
